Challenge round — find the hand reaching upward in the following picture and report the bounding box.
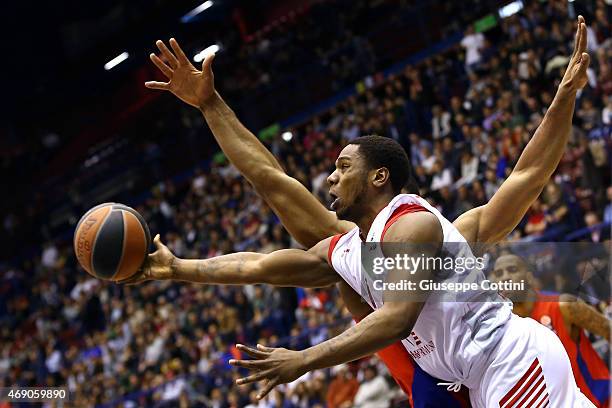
[560,15,590,93]
[145,38,216,109]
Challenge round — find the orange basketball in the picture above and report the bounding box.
[73,203,151,281]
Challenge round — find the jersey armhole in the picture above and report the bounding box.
[327,233,347,267]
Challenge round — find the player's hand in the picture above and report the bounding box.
[145,38,216,109]
[230,344,308,400]
[560,16,590,93]
[118,234,176,284]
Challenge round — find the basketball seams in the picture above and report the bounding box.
[113,210,148,281]
[90,209,113,277]
[74,202,115,238]
[75,206,112,275]
[113,204,151,249]
[128,212,148,275]
[110,210,129,281]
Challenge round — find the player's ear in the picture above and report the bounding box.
[372,167,390,188]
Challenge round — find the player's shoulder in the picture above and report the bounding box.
[383,211,442,243]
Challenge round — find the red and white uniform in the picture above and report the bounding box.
[328,194,595,408]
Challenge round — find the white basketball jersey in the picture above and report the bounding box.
[329,194,512,389]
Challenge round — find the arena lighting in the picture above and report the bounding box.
[281,131,293,142]
[181,1,213,23]
[194,44,220,63]
[104,52,129,70]
[498,0,524,18]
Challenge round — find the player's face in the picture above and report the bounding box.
[327,144,369,221]
[491,255,533,300]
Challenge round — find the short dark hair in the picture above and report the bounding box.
[349,135,417,194]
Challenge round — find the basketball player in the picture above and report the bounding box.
[491,254,610,407]
[138,16,593,407]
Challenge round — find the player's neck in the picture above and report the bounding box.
[512,289,537,317]
[355,194,394,240]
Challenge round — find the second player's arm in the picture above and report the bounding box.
[201,92,352,246]
[559,296,611,342]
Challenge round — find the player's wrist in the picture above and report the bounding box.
[300,348,318,372]
[199,91,221,112]
[169,257,184,280]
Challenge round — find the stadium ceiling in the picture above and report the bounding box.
[5,0,287,121]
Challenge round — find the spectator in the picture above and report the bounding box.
[430,160,453,191]
[604,187,612,225]
[543,182,570,232]
[460,25,485,73]
[431,105,452,139]
[524,199,548,237]
[326,364,359,408]
[584,211,609,243]
[353,365,392,408]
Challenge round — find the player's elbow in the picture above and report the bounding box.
[388,317,416,340]
[249,164,285,189]
[382,303,422,340]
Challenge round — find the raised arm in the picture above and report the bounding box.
[120,234,339,288]
[145,38,352,248]
[230,212,442,399]
[454,16,590,244]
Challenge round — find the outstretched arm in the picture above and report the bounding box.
[230,213,442,399]
[120,234,338,288]
[454,16,590,244]
[145,38,352,248]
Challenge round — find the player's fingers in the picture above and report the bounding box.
[202,53,216,73]
[229,358,270,370]
[169,38,191,65]
[235,369,274,385]
[153,234,163,249]
[577,22,587,55]
[571,16,582,58]
[236,344,270,358]
[150,54,173,78]
[145,81,170,90]
[256,344,275,353]
[578,52,590,76]
[156,40,179,68]
[257,378,279,400]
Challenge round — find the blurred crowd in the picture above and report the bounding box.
[1,0,611,407]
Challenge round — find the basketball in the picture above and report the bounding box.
[73,203,151,281]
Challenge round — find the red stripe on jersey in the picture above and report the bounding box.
[503,365,543,407]
[327,233,347,266]
[381,203,430,241]
[500,358,550,408]
[534,396,549,408]
[499,358,539,406]
[514,374,545,407]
